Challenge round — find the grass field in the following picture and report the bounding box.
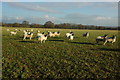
[2,27,120,79]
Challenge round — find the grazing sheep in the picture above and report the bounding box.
[15,29,18,31]
[54,31,60,37]
[7,29,10,31]
[38,34,48,43]
[66,33,71,38]
[10,31,17,35]
[23,31,33,40]
[37,32,44,38]
[96,34,108,44]
[103,35,116,45]
[66,32,74,38]
[31,29,33,32]
[68,33,74,40]
[37,30,40,33]
[48,31,53,37]
[83,32,89,38]
[48,31,54,37]
[20,29,22,31]
[48,31,60,37]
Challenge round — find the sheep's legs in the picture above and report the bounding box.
[41,40,42,43]
[103,40,107,45]
[96,40,99,44]
[43,40,45,43]
[23,37,26,40]
[111,41,114,45]
[30,37,32,40]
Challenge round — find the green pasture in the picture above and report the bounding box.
[2,27,120,79]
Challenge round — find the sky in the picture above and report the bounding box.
[1,1,119,26]
[1,0,120,2]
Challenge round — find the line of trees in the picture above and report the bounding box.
[1,21,119,30]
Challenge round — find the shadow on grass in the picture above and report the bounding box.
[98,48,120,52]
[69,42,95,45]
[19,40,36,43]
[49,40,64,42]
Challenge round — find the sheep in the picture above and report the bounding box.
[10,31,17,35]
[31,29,33,32]
[66,33,71,38]
[23,31,33,40]
[38,34,48,43]
[15,29,18,31]
[103,35,116,45]
[7,29,10,31]
[66,32,74,38]
[66,32,74,40]
[48,31,55,37]
[68,33,74,40]
[96,34,108,44]
[19,29,22,31]
[54,31,60,37]
[47,31,60,37]
[48,31,52,37]
[83,32,89,38]
[37,30,40,33]
[37,32,44,38]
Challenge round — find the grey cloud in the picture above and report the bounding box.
[6,2,117,14]
[7,2,61,14]
[64,13,118,26]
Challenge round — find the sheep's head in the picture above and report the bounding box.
[57,31,60,34]
[112,35,116,39]
[104,34,108,38]
[70,32,73,34]
[44,34,48,37]
[42,32,45,34]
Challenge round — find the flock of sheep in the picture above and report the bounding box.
[8,28,116,45]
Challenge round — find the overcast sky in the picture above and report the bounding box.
[2,2,118,26]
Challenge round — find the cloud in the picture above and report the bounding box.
[2,15,56,24]
[7,3,61,14]
[95,16,111,21]
[63,13,117,26]
[44,15,55,21]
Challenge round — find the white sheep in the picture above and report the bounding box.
[15,29,18,31]
[23,31,33,40]
[103,35,116,45]
[96,34,108,44]
[31,29,33,32]
[48,31,60,37]
[38,34,48,43]
[10,31,17,35]
[48,31,55,37]
[68,34,74,40]
[37,30,40,33]
[7,29,10,31]
[66,32,74,38]
[54,31,60,37]
[37,32,44,38]
[83,32,89,38]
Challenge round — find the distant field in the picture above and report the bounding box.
[2,27,120,79]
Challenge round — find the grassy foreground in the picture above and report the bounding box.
[2,27,120,79]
